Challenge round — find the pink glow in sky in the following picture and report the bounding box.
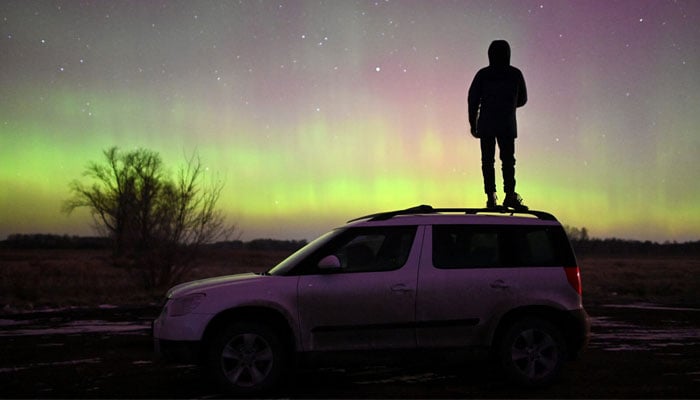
[1,1,699,241]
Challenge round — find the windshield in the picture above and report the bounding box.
[267,229,341,276]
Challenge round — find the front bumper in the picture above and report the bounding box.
[152,306,212,363]
[152,309,212,341]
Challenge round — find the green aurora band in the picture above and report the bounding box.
[1,1,699,242]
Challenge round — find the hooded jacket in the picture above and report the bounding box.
[468,40,527,138]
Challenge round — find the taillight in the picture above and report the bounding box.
[564,266,582,295]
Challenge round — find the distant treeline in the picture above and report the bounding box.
[571,238,700,257]
[209,239,308,252]
[2,233,698,257]
[0,233,307,252]
[1,234,110,249]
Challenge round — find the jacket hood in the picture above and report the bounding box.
[488,40,511,67]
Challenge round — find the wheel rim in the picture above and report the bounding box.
[510,328,559,380]
[220,333,274,387]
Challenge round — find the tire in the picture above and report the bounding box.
[498,318,566,387]
[207,321,288,395]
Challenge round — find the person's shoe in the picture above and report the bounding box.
[486,192,498,209]
[503,192,529,211]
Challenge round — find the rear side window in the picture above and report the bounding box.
[432,225,574,269]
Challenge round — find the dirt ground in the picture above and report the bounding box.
[1,302,699,399]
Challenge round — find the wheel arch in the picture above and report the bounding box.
[490,305,584,360]
[200,306,297,362]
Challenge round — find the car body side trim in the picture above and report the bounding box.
[310,318,480,333]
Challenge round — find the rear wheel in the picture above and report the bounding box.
[498,318,566,387]
[207,321,288,395]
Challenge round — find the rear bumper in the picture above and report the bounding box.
[567,308,591,359]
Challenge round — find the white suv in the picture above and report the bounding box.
[153,205,590,394]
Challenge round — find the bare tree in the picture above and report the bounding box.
[63,147,234,289]
[563,225,590,242]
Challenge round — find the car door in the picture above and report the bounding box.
[415,224,519,348]
[297,225,424,351]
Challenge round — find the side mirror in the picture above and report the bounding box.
[318,255,341,270]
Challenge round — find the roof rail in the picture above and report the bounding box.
[348,204,557,222]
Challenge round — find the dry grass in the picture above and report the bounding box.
[0,249,142,311]
[579,255,700,306]
[2,248,699,312]
[0,248,292,312]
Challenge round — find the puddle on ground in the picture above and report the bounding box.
[603,303,700,313]
[590,303,700,352]
[0,358,102,374]
[355,371,451,385]
[0,319,31,327]
[2,303,699,355]
[0,320,151,337]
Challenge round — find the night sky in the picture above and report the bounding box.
[1,0,699,242]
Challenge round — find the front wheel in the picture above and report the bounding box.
[498,318,566,387]
[207,321,288,395]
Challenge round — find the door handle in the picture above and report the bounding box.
[490,279,509,289]
[391,284,413,293]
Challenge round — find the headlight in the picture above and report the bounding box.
[168,293,206,317]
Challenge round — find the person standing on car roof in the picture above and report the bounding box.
[468,39,528,211]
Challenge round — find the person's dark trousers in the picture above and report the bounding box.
[480,136,516,194]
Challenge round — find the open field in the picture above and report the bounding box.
[2,248,700,311]
[577,255,700,307]
[1,248,700,398]
[2,301,700,399]
[0,248,289,312]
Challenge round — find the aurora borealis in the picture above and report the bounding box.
[1,1,699,242]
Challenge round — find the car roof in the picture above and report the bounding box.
[345,205,561,228]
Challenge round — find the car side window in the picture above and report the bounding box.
[337,234,383,270]
[432,225,563,269]
[433,225,503,268]
[518,229,556,265]
[334,227,416,273]
[292,226,417,275]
